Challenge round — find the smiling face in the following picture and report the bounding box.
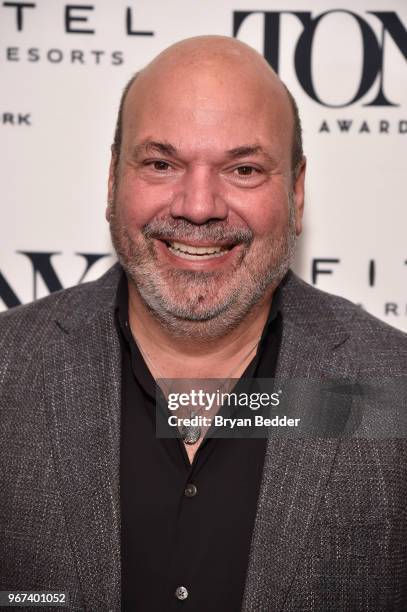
[108,37,305,337]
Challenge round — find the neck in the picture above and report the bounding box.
[127,279,276,378]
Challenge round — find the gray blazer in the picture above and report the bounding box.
[1,264,407,611]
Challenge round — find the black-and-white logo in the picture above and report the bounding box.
[234,10,407,107]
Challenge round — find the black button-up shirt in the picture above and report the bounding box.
[117,272,282,612]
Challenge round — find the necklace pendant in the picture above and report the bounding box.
[180,424,201,445]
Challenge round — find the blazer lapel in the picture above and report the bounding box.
[242,275,358,611]
[42,303,121,610]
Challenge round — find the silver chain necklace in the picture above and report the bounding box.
[133,333,262,445]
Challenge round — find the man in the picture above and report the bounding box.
[1,35,406,611]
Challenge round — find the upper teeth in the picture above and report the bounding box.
[168,241,226,255]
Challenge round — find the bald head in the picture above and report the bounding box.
[112,36,303,175]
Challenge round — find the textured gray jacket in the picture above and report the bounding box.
[1,264,407,611]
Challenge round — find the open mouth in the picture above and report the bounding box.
[163,240,235,260]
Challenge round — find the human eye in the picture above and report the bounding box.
[234,165,259,177]
[144,160,172,171]
[226,164,266,187]
[222,162,266,188]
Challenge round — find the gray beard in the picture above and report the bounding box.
[109,197,296,339]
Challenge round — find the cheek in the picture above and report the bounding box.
[230,190,290,239]
[115,175,174,228]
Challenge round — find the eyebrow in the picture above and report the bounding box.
[225,145,271,160]
[132,140,177,159]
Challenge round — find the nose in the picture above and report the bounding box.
[170,166,228,224]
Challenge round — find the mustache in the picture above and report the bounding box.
[142,218,253,245]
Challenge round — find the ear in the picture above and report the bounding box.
[292,157,306,236]
[106,146,118,222]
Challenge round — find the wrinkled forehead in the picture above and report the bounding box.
[121,54,294,162]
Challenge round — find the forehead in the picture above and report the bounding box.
[121,62,293,162]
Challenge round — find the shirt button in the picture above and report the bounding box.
[175,586,189,600]
[184,483,197,498]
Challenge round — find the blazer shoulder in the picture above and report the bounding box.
[286,272,405,337]
[312,281,405,345]
[284,273,407,374]
[0,264,121,353]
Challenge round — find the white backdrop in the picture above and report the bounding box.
[1,0,406,330]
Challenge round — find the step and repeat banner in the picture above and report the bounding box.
[1,0,406,330]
